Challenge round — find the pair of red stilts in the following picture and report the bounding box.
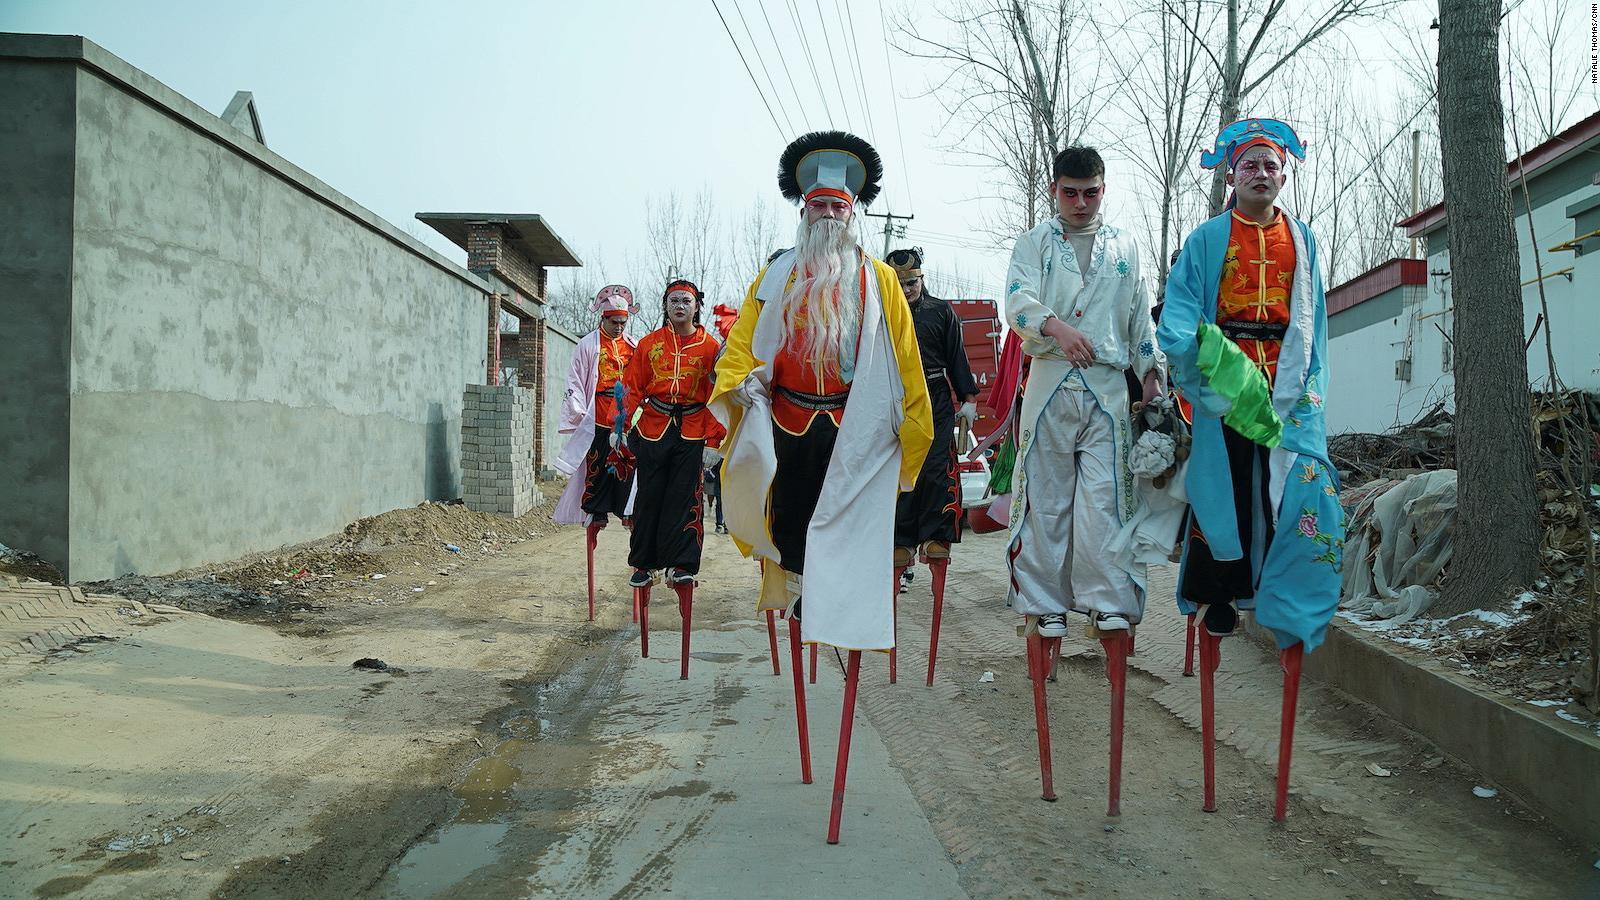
[765,551,954,844]
[590,521,956,844]
[586,520,696,679]
[1029,609,1306,821]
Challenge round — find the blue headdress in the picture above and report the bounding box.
[1200,118,1308,171]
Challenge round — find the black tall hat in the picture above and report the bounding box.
[777,130,884,207]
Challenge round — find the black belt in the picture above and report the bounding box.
[646,397,706,416]
[775,386,850,411]
[1219,320,1288,341]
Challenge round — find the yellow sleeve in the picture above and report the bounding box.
[709,274,767,455]
[712,276,765,405]
[877,261,934,490]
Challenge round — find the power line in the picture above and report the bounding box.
[731,0,798,135]
[711,0,788,140]
[837,0,878,140]
[811,0,856,131]
[784,0,833,128]
[756,0,814,127]
[876,0,915,214]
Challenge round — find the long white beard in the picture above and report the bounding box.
[781,217,862,369]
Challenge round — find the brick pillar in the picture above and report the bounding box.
[486,295,501,386]
[534,324,547,475]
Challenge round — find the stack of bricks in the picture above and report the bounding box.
[461,383,538,517]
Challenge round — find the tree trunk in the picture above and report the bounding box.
[1207,0,1240,215]
[1434,0,1540,615]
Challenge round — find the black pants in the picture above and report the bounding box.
[580,426,633,522]
[894,416,961,548]
[1180,424,1275,605]
[627,421,706,573]
[770,416,840,574]
[703,464,724,528]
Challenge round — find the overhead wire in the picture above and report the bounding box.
[837,0,879,141]
[811,0,857,131]
[711,0,789,140]
[731,0,799,135]
[755,0,815,128]
[876,0,915,214]
[784,0,834,128]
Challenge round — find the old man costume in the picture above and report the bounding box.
[711,130,932,843]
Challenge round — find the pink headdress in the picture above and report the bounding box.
[591,284,638,319]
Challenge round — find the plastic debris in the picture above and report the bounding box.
[1365,763,1392,777]
[978,671,995,683]
[370,573,386,580]
[445,544,462,553]
[1472,785,1498,798]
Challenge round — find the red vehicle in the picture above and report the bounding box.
[947,298,1003,525]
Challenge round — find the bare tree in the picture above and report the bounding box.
[1504,0,1596,147]
[1433,0,1540,615]
[734,194,786,290]
[897,0,1118,241]
[1103,0,1219,290]
[1173,0,1405,214]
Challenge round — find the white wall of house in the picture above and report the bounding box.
[1324,182,1600,435]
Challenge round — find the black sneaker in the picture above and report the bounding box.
[668,568,694,585]
[1036,613,1069,637]
[628,569,652,589]
[1202,602,1237,637]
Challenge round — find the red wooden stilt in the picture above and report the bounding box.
[787,618,812,784]
[585,521,604,622]
[1028,628,1058,802]
[1182,612,1196,677]
[675,580,693,680]
[926,558,947,686]
[1199,630,1221,812]
[1274,643,1305,822]
[766,609,781,676]
[1102,634,1129,816]
[637,585,649,658]
[826,649,863,843]
[808,642,817,684]
[889,566,905,684]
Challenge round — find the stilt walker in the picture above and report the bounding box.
[711,130,933,841]
[1003,146,1166,816]
[1159,118,1344,822]
[619,279,725,675]
[554,286,640,618]
[885,247,980,687]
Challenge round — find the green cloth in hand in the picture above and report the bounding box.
[1196,322,1283,447]
[988,434,1016,495]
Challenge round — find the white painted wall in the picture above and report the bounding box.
[1325,183,1600,435]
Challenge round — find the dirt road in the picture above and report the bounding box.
[2,521,1596,898]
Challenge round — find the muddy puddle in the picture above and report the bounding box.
[373,630,633,899]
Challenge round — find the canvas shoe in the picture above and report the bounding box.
[1036,613,1070,638]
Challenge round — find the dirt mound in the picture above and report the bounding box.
[88,485,575,626]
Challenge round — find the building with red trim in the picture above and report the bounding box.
[1323,109,1600,435]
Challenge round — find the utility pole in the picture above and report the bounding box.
[1409,129,1422,259]
[864,209,915,258]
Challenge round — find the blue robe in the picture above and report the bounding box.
[1157,210,1345,651]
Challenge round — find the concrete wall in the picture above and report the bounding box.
[542,324,579,477]
[0,36,492,581]
[1325,181,1600,435]
[0,59,77,573]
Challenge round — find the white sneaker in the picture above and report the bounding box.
[1093,612,1132,632]
[1036,613,1069,637]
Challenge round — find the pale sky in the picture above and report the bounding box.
[4,0,1593,305]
